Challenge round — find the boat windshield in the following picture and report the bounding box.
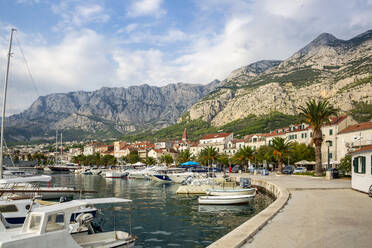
[46,212,65,232]
[28,214,42,232]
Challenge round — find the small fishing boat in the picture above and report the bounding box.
[198,192,256,205]
[0,198,136,248]
[206,188,256,196]
[0,198,97,228]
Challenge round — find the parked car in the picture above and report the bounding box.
[293,167,307,173]
[231,165,241,173]
[282,166,294,174]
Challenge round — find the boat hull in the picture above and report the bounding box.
[198,194,255,205]
[206,188,256,196]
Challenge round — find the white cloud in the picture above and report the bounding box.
[2,0,372,115]
[52,2,110,31]
[126,0,166,18]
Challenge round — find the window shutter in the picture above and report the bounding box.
[353,157,358,173]
[361,156,366,174]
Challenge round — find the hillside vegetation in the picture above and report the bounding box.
[122,112,304,142]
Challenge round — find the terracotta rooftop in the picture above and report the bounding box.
[338,122,372,134]
[351,144,372,154]
[201,133,232,140]
[326,115,348,126]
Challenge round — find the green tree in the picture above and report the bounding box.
[256,145,275,164]
[338,155,351,174]
[126,150,141,164]
[177,149,194,164]
[159,153,174,166]
[271,137,293,172]
[145,157,156,166]
[101,155,117,166]
[298,99,337,175]
[233,146,254,172]
[217,154,230,172]
[289,142,315,163]
[198,146,219,167]
[72,154,86,165]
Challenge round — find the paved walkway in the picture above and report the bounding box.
[239,174,372,248]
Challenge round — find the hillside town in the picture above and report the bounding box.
[7,115,372,170]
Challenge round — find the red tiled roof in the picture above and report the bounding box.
[201,133,232,140]
[351,144,372,154]
[326,115,348,126]
[338,122,372,134]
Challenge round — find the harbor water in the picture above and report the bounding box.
[49,174,274,248]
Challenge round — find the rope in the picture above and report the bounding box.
[13,32,40,97]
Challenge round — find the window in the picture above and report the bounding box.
[29,215,42,231]
[353,156,366,174]
[329,129,333,135]
[329,152,333,159]
[46,213,65,232]
[0,204,18,213]
[310,132,313,137]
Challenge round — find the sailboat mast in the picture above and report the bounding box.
[0,28,16,179]
[55,130,58,164]
[60,133,63,164]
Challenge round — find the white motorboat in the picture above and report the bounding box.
[0,175,76,200]
[198,192,256,205]
[0,198,136,248]
[151,168,191,183]
[206,188,256,196]
[0,198,97,228]
[105,170,128,178]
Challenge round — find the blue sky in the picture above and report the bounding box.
[0,0,372,114]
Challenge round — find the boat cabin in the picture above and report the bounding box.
[351,145,372,193]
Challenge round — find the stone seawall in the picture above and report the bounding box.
[208,177,290,248]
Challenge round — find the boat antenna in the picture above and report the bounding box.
[0,28,16,179]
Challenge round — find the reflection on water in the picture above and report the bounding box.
[48,174,273,248]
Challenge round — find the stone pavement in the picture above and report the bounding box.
[241,174,372,248]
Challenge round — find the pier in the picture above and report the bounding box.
[210,174,372,248]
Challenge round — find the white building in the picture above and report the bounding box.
[337,121,372,161]
[351,145,372,193]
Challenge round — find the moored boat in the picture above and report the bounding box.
[206,188,256,196]
[105,170,128,178]
[0,197,136,248]
[198,192,256,205]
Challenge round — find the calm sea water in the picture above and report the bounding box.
[48,173,273,248]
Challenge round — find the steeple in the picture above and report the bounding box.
[182,128,188,141]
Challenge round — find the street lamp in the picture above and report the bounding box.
[326,140,332,170]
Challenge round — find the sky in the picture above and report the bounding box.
[0,0,371,115]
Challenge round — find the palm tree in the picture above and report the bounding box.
[233,146,254,172]
[159,153,174,167]
[144,157,156,166]
[199,146,219,167]
[271,137,292,172]
[177,149,194,164]
[217,154,230,174]
[298,99,337,176]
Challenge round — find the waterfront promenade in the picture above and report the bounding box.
[240,174,372,248]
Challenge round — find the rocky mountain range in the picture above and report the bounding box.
[187,29,372,126]
[6,80,222,141]
[5,29,372,142]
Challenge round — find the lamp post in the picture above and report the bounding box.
[326,140,331,170]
